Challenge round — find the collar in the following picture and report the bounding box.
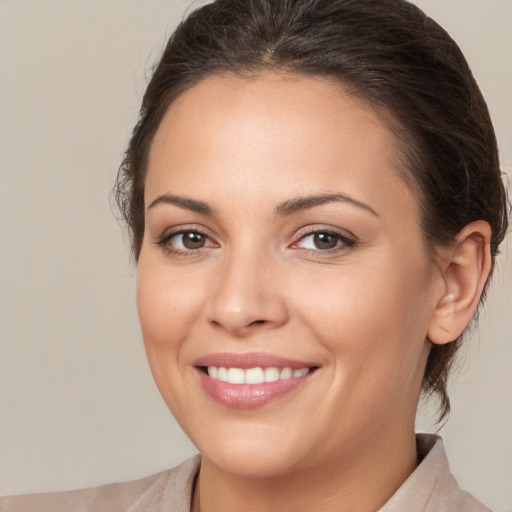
[129,434,489,512]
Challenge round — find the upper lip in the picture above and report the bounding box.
[194,352,317,370]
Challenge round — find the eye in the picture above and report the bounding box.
[173,231,208,250]
[294,229,355,252]
[155,228,217,254]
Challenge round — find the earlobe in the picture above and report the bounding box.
[428,221,492,345]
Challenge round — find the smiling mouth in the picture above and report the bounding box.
[194,353,319,407]
[196,364,318,408]
[203,366,313,384]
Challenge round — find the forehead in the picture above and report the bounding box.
[150,72,398,164]
[146,72,417,221]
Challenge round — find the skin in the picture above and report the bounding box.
[136,72,488,512]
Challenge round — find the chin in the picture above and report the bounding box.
[189,423,311,479]
[202,446,304,479]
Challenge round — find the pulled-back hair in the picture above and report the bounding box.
[115,0,509,419]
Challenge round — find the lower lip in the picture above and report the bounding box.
[196,369,314,408]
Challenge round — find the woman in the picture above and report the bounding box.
[1,0,509,510]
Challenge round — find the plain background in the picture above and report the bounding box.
[0,0,511,510]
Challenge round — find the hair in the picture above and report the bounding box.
[115,0,509,420]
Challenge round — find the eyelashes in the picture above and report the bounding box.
[154,225,357,258]
[294,229,356,252]
[155,228,217,256]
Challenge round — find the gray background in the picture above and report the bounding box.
[1,1,511,510]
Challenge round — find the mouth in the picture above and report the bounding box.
[201,365,312,384]
[194,353,319,408]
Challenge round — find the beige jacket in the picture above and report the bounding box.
[0,435,490,511]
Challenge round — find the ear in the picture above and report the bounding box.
[428,221,492,345]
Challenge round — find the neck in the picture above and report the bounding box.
[192,427,418,512]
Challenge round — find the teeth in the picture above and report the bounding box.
[208,366,218,379]
[217,367,228,382]
[206,366,311,384]
[227,368,245,384]
[245,367,265,384]
[264,367,280,382]
[280,367,292,379]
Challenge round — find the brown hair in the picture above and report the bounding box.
[115,0,509,419]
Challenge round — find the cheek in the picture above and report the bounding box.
[136,262,203,413]
[136,261,204,348]
[290,255,433,378]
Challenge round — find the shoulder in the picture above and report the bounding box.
[0,456,200,512]
[380,434,491,512]
[424,474,492,512]
[0,472,163,512]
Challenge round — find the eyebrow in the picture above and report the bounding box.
[275,193,379,217]
[147,194,215,215]
[147,192,378,218]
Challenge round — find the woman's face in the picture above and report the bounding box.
[137,73,442,478]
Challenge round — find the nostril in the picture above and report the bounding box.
[249,320,266,327]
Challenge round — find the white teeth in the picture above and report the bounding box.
[206,366,311,384]
[245,367,265,384]
[217,367,228,382]
[264,367,280,382]
[227,368,245,384]
[280,367,293,380]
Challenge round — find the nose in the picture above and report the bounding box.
[205,247,289,337]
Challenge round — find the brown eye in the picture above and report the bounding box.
[313,232,338,250]
[158,230,214,253]
[295,229,356,252]
[182,232,206,249]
